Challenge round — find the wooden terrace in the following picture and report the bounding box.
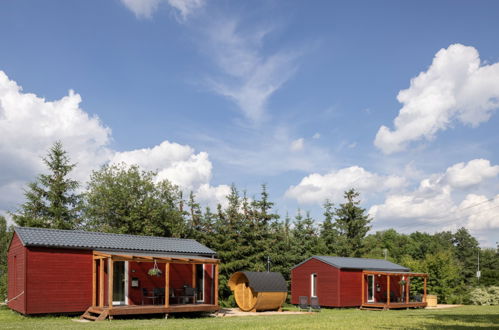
[361,270,428,310]
[82,250,220,321]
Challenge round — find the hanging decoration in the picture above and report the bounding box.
[148,260,162,276]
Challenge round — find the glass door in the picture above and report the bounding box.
[196,264,204,302]
[112,261,127,305]
[367,275,374,302]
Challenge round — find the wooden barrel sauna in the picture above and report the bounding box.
[228,271,288,312]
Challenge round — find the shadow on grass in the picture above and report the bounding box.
[418,311,499,329]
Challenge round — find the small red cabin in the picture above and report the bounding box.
[7,227,220,320]
[291,256,428,310]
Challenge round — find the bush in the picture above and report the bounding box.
[469,286,499,305]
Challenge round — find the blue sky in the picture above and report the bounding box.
[1,0,499,246]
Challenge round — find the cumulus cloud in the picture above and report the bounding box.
[0,71,228,213]
[0,71,112,187]
[375,44,499,154]
[111,141,216,192]
[444,159,499,188]
[204,19,300,121]
[121,0,204,20]
[369,159,499,240]
[290,138,304,151]
[459,194,499,230]
[285,166,406,205]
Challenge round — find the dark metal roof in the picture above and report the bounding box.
[242,272,287,292]
[292,256,410,272]
[95,250,215,261]
[14,227,216,256]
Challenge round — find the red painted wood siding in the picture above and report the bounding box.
[203,264,214,304]
[291,258,340,307]
[25,247,93,314]
[7,233,26,314]
[339,269,362,306]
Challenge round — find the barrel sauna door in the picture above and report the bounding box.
[235,281,257,311]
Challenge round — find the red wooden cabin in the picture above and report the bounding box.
[7,227,220,320]
[291,256,427,310]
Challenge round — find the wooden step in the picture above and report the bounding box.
[80,307,109,321]
[82,314,98,321]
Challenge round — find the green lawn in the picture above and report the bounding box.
[0,305,498,329]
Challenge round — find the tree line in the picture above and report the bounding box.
[1,142,498,304]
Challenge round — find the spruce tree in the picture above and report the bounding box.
[320,199,339,255]
[11,142,82,229]
[334,189,372,257]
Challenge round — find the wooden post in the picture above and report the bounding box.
[99,258,105,307]
[405,276,410,303]
[361,272,365,305]
[92,257,96,307]
[165,263,170,308]
[214,263,219,306]
[387,275,390,306]
[423,277,427,303]
[192,264,196,288]
[108,258,114,309]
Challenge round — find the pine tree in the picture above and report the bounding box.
[291,210,320,264]
[334,189,372,257]
[11,142,82,229]
[320,199,339,255]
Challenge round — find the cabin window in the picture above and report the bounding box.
[196,264,205,302]
[13,256,17,294]
[311,273,317,297]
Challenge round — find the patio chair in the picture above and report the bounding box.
[142,288,158,305]
[153,288,165,305]
[184,286,197,304]
[310,296,321,312]
[298,296,309,311]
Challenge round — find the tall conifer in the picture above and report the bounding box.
[11,142,81,229]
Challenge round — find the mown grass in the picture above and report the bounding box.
[0,305,498,329]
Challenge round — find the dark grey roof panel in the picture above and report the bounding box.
[292,256,410,272]
[15,227,215,256]
[242,272,287,292]
[95,250,216,261]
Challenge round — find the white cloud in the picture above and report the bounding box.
[121,0,161,19]
[290,138,304,151]
[196,183,231,209]
[204,19,299,121]
[0,71,229,213]
[369,159,499,243]
[375,44,499,154]
[444,159,499,188]
[121,0,204,20]
[0,71,112,188]
[168,0,204,20]
[285,166,406,205]
[459,194,499,230]
[312,132,320,139]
